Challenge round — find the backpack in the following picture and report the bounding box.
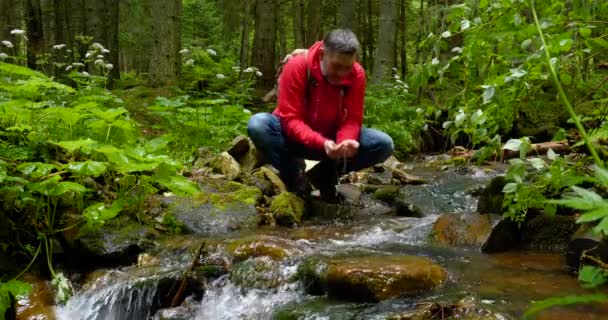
[262,48,315,102]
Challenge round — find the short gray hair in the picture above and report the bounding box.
[323,29,360,55]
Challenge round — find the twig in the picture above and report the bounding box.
[581,246,608,271]
[170,242,206,307]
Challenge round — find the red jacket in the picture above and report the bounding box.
[273,41,366,152]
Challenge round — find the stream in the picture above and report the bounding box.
[51,161,608,320]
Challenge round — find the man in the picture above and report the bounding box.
[248,29,393,201]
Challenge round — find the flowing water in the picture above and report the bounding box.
[53,162,608,320]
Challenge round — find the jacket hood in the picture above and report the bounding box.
[307,41,361,87]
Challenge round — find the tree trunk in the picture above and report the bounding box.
[399,0,407,77]
[292,0,305,47]
[339,0,355,30]
[277,0,286,58]
[240,0,252,69]
[252,0,277,89]
[25,0,44,70]
[222,0,241,38]
[306,0,322,46]
[0,0,23,45]
[149,0,181,87]
[105,0,120,82]
[372,0,398,84]
[366,0,374,74]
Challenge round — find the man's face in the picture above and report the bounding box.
[321,47,356,84]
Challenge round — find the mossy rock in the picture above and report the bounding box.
[230,256,286,290]
[164,179,262,235]
[298,254,447,302]
[372,185,401,202]
[75,215,157,267]
[521,214,578,252]
[476,176,507,214]
[225,235,304,262]
[269,192,306,226]
[273,298,367,320]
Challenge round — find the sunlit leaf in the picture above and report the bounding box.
[502,139,522,151]
[52,139,98,153]
[83,199,125,226]
[65,161,107,177]
[524,294,608,318]
[579,265,608,289]
[17,162,57,179]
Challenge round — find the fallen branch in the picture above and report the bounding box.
[451,140,570,161]
[170,242,206,307]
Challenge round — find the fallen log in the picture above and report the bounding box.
[449,140,570,161]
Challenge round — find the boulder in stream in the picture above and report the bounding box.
[430,213,495,248]
[269,192,306,226]
[225,235,305,262]
[15,273,55,320]
[298,255,447,302]
[230,256,287,290]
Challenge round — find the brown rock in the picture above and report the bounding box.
[431,213,494,248]
[226,235,305,262]
[16,274,55,320]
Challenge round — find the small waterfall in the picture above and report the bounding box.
[56,269,179,320]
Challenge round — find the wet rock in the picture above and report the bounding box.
[431,213,495,248]
[269,192,306,226]
[565,224,608,271]
[371,185,400,202]
[237,145,263,173]
[476,176,507,214]
[298,255,447,302]
[273,298,366,320]
[392,168,427,185]
[239,173,274,196]
[521,214,578,252]
[153,306,196,320]
[308,199,360,221]
[226,235,305,262]
[207,152,241,181]
[227,135,251,159]
[16,274,55,320]
[482,219,521,253]
[75,215,157,266]
[367,171,394,185]
[192,147,214,170]
[165,179,262,235]
[336,184,362,205]
[231,256,286,289]
[253,166,287,195]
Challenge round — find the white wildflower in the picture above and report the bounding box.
[10,29,26,36]
[441,31,452,38]
[85,51,92,58]
[255,70,263,77]
[185,59,194,66]
[101,48,110,54]
[243,67,255,73]
[105,63,113,70]
[216,73,226,79]
[394,74,400,80]
[96,55,104,59]
[91,42,104,50]
[72,62,84,67]
[451,47,463,53]
[66,49,72,53]
[94,59,105,66]
[65,65,73,71]
[232,66,240,72]
[179,48,190,54]
[0,53,7,60]
[53,44,67,50]
[206,49,217,56]
[2,40,13,48]
[81,71,89,76]
[431,57,439,65]
[395,79,404,84]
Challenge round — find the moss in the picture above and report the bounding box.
[372,185,400,202]
[192,180,262,210]
[269,192,306,226]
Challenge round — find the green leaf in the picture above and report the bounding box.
[579,265,608,289]
[595,167,608,187]
[89,107,128,123]
[524,294,608,318]
[52,139,98,153]
[0,280,32,318]
[83,199,125,226]
[502,182,518,194]
[482,85,495,104]
[0,62,45,78]
[17,162,57,179]
[502,139,522,151]
[528,158,546,171]
[51,273,72,304]
[65,161,107,177]
[152,163,200,196]
[593,217,608,236]
[576,208,608,223]
[144,135,172,154]
[560,73,572,86]
[579,28,591,38]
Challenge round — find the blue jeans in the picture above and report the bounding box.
[247,113,394,188]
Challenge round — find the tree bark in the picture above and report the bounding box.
[240,0,252,69]
[105,0,120,82]
[149,0,181,87]
[399,0,407,77]
[339,0,355,30]
[366,0,374,74]
[0,0,22,43]
[372,0,399,84]
[292,0,305,47]
[306,0,322,46]
[25,0,44,70]
[252,0,277,89]
[277,0,286,58]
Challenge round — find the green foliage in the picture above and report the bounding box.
[578,265,608,289]
[524,293,608,319]
[501,154,588,225]
[0,280,31,320]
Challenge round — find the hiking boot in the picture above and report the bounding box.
[307,160,340,203]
